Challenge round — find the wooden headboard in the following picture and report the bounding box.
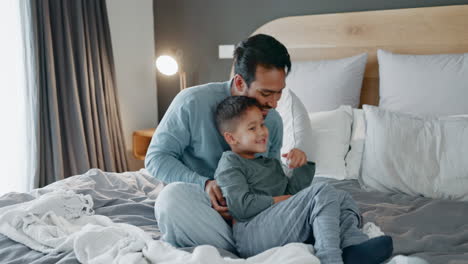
[252,5,468,106]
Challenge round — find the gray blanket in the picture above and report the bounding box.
[314,177,468,264]
[0,170,467,263]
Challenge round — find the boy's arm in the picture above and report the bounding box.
[145,95,209,188]
[285,161,316,195]
[215,166,274,222]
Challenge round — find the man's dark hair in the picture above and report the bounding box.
[233,34,291,87]
[215,96,262,134]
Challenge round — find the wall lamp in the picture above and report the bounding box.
[155,50,186,91]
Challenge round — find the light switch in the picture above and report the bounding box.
[218,45,235,59]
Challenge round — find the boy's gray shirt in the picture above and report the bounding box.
[145,81,283,188]
[215,151,315,222]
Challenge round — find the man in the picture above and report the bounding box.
[145,34,307,253]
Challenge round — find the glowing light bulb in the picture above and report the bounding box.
[155,55,178,76]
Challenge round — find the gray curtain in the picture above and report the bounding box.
[27,0,128,187]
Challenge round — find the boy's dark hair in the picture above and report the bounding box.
[233,34,291,87]
[215,96,261,134]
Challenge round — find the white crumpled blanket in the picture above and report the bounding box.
[0,190,427,264]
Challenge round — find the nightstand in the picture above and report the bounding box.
[133,128,156,160]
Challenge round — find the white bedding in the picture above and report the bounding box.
[361,105,468,201]
[0,177,426,264]
[378,49,468,116]
[277,89,355,180]
[286,53,367,112]
[0,189,320,264]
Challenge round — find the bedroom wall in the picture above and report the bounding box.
[107,0,157,170]
[154,0,468,120]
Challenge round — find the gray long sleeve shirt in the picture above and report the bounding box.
[215,151,315,222]
[144,81,283,188]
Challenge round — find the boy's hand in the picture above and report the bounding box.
[205,180,232,220]
[282,148,307,168]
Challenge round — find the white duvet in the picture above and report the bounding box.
[0,190,426,264]
[0,190,319,264]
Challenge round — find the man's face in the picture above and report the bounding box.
[245,65,286,116]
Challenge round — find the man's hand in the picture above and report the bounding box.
[282,148,307,168]
[205,180,232,220]
[273,195,292,204]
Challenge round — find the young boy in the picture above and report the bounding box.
[214,96,393,264]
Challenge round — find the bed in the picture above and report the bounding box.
[256,4,468,263]
[2,4,468,264]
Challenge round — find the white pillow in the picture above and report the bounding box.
[345,109,365,180]
[378,49,468,116]
[276,90,353,180]
[361,105,468,201]
[308,106,353,180]
[276,88,314,164]
[286,53,368,113]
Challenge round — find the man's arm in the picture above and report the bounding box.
[145,94,209,188]
[266,110,283,161]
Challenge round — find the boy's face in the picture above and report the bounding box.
[225,107,269,159]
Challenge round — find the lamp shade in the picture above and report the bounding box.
[155,55,178,76]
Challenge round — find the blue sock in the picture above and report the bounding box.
[342,235,393,264]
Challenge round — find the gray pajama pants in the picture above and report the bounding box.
[155,182,368,264]
[155,182,237,252]
[233,182,368,264]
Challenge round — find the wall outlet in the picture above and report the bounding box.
[218,45,234,59]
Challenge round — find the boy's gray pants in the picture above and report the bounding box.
[155,182,368,264]
[234,182,368,264]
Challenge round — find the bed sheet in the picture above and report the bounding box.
[315,177,468,264]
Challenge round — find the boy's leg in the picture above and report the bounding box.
[154,182,236,253]
[335,190,369,248]
[234,182,343,264]
[335,190,394,263]
[310,187,343,264]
